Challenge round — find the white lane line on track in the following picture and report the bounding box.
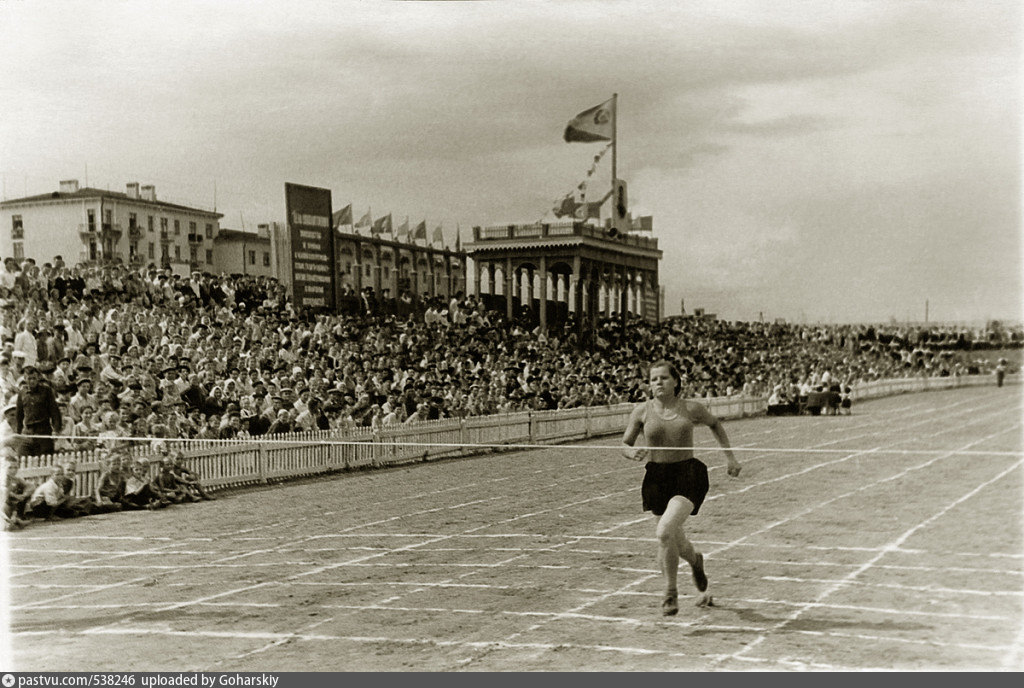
[14,622,1010,663]
[735,596,1013,621]
[720,446,1024,667]
[17,557,1019,582]
[14,591,1012,623]
[11,541,1023,561]
[760,575,1024,596]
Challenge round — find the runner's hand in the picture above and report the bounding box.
[623,447,648,462]
[727,462,741,478]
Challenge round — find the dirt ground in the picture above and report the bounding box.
[4,384,1023,671]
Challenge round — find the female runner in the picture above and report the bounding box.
[622,360,742,615]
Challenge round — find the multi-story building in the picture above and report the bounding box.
[211,226,277,278]
[0,179,223,275]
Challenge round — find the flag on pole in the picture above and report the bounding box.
[397,216,409,240]
[354,210,372,228]
[371,214,392,235]
[333,204,353,228]
[563,97,614,143]
[432,224,444,246]
[553,193,576,218]
[553,193,579,218]
[413,220,427,242]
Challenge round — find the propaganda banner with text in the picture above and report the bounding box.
[285,182,336,312]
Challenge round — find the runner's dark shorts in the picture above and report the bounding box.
[642,459,709,516]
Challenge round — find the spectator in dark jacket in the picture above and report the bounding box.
[15,365,61,456]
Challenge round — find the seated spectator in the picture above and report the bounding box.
[154,457,197,503]
[95,452,128,510]
[122,461,171,510]
[3,454,32,529]
[766,386,795,416]
[839,384,853,415]
[53,460,98,518]
[27,465,68,521]
[171,453,214,501]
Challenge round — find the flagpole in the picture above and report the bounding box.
[611,92,617,224]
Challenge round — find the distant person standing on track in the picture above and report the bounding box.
[995,358,1007,388]
[621,360,742,616]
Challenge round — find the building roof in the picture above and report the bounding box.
[215,228,269,243]
[0,187,223,218]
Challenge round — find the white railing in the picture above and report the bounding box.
[15,373,1017,497]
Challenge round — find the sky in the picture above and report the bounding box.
[0,0,1020,324]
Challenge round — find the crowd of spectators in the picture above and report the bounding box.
[3,445,214,530]
[0,254,1019,464]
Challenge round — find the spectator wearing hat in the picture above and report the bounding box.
[1,402,19,449]
[68,378,95,419]
[50,356,73,393]
[15,364,61,457]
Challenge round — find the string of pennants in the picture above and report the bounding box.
[332,205,459,250]
[545,142,613,222]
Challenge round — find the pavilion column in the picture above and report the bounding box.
[504,258,513,319]
[539,255,548,332]
[571,256,581,315]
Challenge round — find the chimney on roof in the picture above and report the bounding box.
[126,182,140,199]
[59,179,79,194]
[141,185,156,201]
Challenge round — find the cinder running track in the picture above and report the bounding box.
[4,385,1022,671]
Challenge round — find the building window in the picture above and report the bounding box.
[175,245,181,260]
[365,264,371,277]
[13,242,24,259]
[189,221,196,235]
[129,242,138,259]
[103,209,112,227]
[174,219,180,236]
[148,216,154,232]
[206,249,213,263]
[190,246,198,263]
[263,252,270,267]
[249,250,256,265]
[148,243,155,259]
[128,213,137,230]
[205,223,213,239]
[88,210,96,231]
[11,215,23,240]
[160,218,168,233]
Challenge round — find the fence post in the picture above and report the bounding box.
[257,443,267,484]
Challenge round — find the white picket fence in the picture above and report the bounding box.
[15,372,1015,498]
